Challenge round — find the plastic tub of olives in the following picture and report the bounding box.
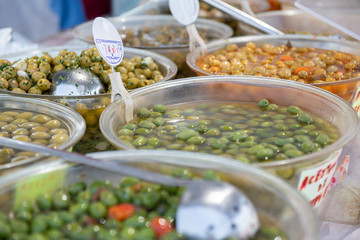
[0,150,319,239]
[0,45,177,127]
[186,34,360,109]
[100,76,358,206]
[72,15,233,77]
[0,94,85,171]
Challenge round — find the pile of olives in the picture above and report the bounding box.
[116,99,339,165]
[0,47,165,95]
[0,110,69,164]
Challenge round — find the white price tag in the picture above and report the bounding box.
[297,149,342,208]
[352,87,360,117]
[94,39,123,66]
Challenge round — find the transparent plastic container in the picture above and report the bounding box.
[186,34,360,104]
[0,95,85,171]
[0,150,319,240]
[240,9,350,38]
[295,0,360,41]
[0,45,177,127]
[72,15,233,77]
[99,76,358,205]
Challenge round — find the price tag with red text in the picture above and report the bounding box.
[352,87,360,117]
[297,149,342,208]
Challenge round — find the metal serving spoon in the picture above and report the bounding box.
[0,137,259,240]
[49,68,105,96]
[11,60,105,96]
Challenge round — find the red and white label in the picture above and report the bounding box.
[352,87,360,117]
[297,149,342,208]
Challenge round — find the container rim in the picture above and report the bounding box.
[0,94,86,170]
[186,34,360,88]
[0,149,319,239]
[100,75,359,169]
[0,45,177,99]
[72,14,234,50]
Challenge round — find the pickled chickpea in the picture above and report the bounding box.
[195,42,360,86]
[297,70,309,79]
[278,68,292,79]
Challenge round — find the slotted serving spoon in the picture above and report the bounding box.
[0,137,259,240]
[49,68,105,96]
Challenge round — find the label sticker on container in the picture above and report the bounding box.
[14,169,67,208]
[297,149,342,208]
[330,155,350,188]
[352,87,360,117]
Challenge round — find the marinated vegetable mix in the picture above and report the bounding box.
[116,99,339,163]
[0,110,70,164]
[3,172,287,239]
[196,42,360,84]
[0,47,164,95]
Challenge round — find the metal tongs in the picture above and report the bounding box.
[202,0,284,35]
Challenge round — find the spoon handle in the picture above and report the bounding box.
[0,137,188,187]
[186,24,207,57]
[202,0,284,35]
[109,72,134,123]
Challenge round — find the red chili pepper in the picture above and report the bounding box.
[107,203,135,221]
[295,66,310,75]
[150,217,173,238]
[280,55,294,61]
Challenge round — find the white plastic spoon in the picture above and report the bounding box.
[92,17,134,122]
[169,0,207,57]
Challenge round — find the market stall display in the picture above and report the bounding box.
[0,150,319,239]
[0,1,360,239]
